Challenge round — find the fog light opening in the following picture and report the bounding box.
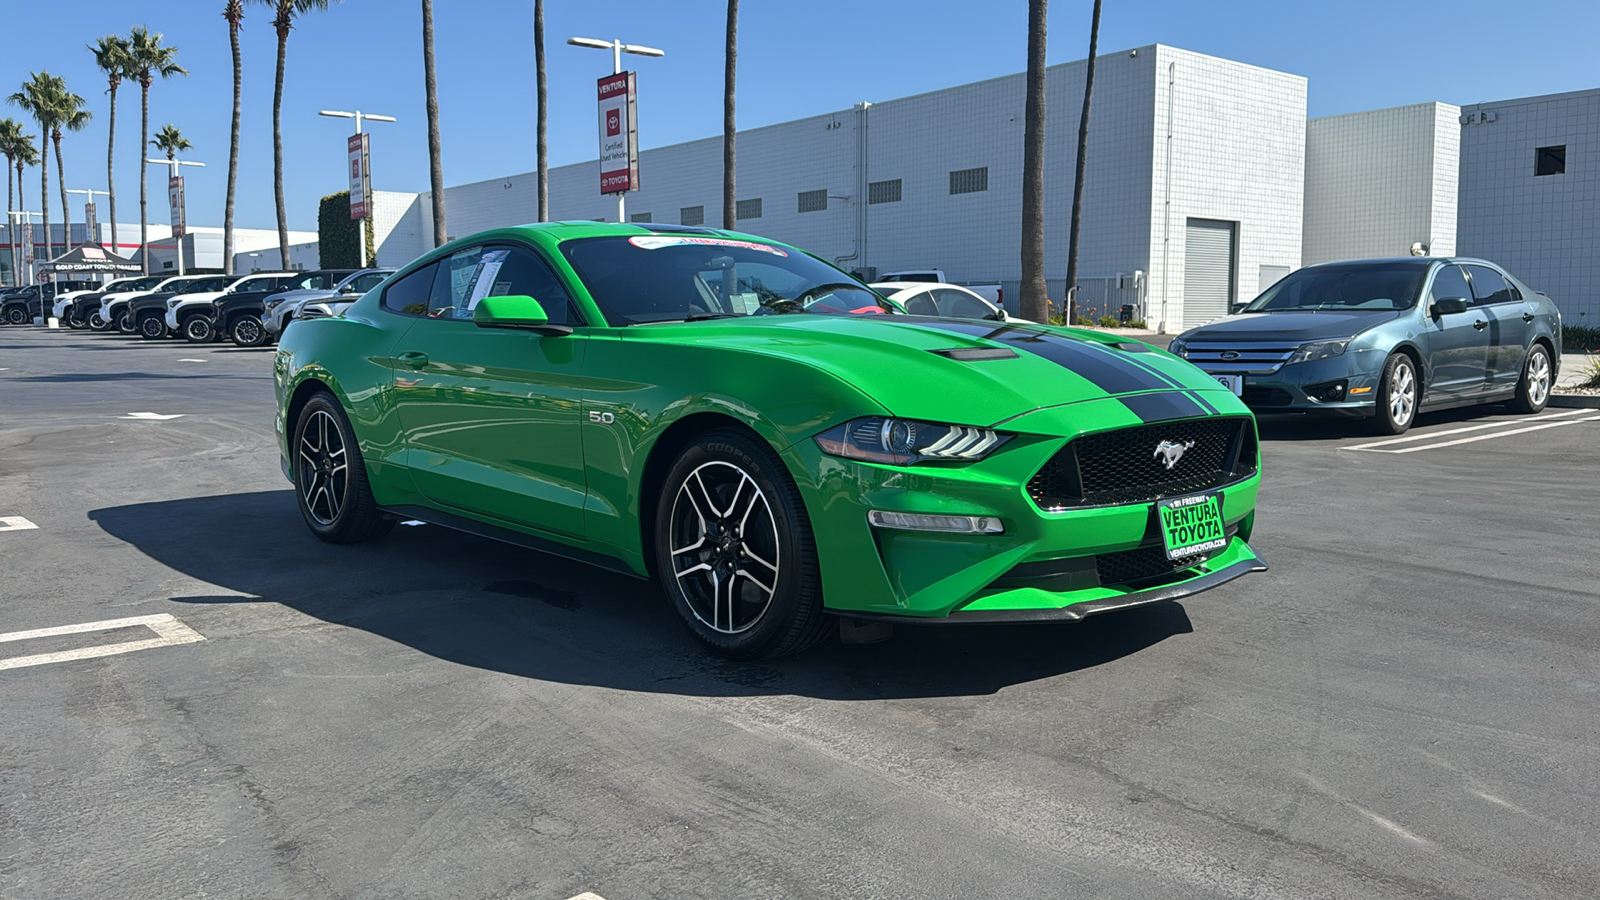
[1307,380,1348,403]
[866,510,1004,534]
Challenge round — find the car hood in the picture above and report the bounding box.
[1181,310,1405,343]
[269,288,342,304]
[626,315,1238,428]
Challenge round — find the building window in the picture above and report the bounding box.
[798,189,828,213]
[1535,145,1566,176]
[680,206,704,226]
[630,212,652,223]
[736,198,762,220]
[949,167,988,195]
[868,179,902,204]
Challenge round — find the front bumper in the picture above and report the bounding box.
[1195,353,1382,416]
[789,395,1265,621]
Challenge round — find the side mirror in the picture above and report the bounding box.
[472,294,572,335]
[339,283,357,294]
[1433,296,1470,316]
[1230,301,1249,314]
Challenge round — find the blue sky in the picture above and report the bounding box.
[2,0,1595,235]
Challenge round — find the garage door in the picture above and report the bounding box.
[1183,218,1235,328]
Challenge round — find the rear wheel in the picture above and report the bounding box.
[116,310,136,334]
[653,428,829,659]
[3,305,25,325]
[1369,353,1418,435]
[138,312,167,339]
[182,315,214,343]
[1509,345,1552,414]
[230,314,266,347]
[292,392,394,544]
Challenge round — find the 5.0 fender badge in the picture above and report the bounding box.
[1154,439,1196,470]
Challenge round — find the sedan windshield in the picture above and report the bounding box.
[1243,263,1425,312]
[560,235,894,325]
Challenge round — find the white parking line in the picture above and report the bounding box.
[1345,409,1590,451]
[0,516,39,531]
[565,894,607,900]
[118,412,185,420]
[0,613,206,672]
[1349,412,1600,454]
[176,358,206,363]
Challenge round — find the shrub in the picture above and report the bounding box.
[1097,315,1120,327]
[1562,324,1600,353]
[1575,357,1600,389]
[317,191,377,269]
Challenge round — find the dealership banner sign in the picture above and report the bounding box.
[84,202,98,242]
[168,176,186,237]
[348,133,372,219]
[21,222,32,265]
[597,72,639,195]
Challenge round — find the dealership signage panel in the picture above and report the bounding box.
[597,72,639,195]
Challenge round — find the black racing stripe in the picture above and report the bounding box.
[911,321,1174,394]
[1187,391,1220,415]
[1119,391,1209,423]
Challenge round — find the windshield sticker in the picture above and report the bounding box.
[628,235,788,257]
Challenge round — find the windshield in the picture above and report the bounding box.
[1243,263,1425,312]
[560,235,894,325]
[176,277,232,294]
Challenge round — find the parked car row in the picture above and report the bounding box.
[0,267,395,347]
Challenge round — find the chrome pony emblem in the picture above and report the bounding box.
[1154,439,1196,470]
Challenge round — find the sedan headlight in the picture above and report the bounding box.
[815,416,1011,466]
[1168,338,1189,358]
[1286,340,1349,365]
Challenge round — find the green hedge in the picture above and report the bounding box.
[1562,324,1600,353]
[317,192,376,268]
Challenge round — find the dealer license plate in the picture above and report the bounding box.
[1157,493,1228,562]
[1213,374,1243,396]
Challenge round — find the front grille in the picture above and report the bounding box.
[1095,543,1212,588]
[1028,417,1256,509]
[1185,341,1297,375]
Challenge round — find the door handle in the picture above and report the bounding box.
[1522,312,1535,323]
[1472,319,1488,331]
[397,351,429,368]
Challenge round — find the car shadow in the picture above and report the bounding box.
[89,490,1194,700]
[1256,402,1525,442]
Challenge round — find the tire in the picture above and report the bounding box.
[65,306,87,329]
[230,314,267,347]
[1509,344,1552,414]
[116,310,136,334]
[88,311,109,331]
[3,305,25,325]
[292,391,395,544]
[182,315,214,343]
[653,427,829,659]
[1369,352,1419,435]
[138,312,167,339]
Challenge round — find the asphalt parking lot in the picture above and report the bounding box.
[2,328,1597,899]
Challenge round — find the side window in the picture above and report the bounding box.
[425,244,577,324]
[1465,265,1514,306]
[1429,265,1472,309]
[489,246,578,325]
[900,291,937,316]
[933,288,993,320]
[351,272,388,293]
[380,262,441,317]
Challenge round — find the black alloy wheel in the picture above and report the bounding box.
[183,315,214,343]
[116,310,136,334]
[292,392,394,543]
[654,427,828,659]
[3,305,25,325]
[138,313,167,339]
[88,310,109,331]
[231,314,267,347]
[64,306,87,329]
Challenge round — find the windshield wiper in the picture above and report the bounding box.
[680,312,737,322]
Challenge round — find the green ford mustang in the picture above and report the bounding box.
[274,222,1266,657]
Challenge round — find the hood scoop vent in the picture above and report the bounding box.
[929,347,1019,362]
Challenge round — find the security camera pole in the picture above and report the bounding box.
[567,36,664,223]
[146,157,205,276]
[320,110,396,267]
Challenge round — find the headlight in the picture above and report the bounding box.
[167,298,183,308]
[814,416,1011,466]
[1168,338,1189,358]
[1286,340,1349,365]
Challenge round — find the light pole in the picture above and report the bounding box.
[146,157,205,276]
[65,188,111,248]
[567,36,664,223]
[320,110,395,267]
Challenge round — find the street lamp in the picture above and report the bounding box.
[567,36,665,223]
[145,157,205,276]
[320,110,396,266]
[65,188,111,248]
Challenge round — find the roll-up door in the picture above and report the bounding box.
[1183,218,1236,328]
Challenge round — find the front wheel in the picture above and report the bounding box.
[653,428,829,659]
[1369,353,1418,435]
[2,305,25,325]
[88,311,109,331]
[64,307,87,329]
[138,313,167,339]
[116,310,136,334]
[182,315,214,343]
[1509,345,1552,414]
[230,314,267,347]
[292,392,394,544]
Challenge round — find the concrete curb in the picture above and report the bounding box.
[1550,393,1600,409]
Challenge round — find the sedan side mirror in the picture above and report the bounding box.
[473,294,572,336]
[1432,296,1470,316]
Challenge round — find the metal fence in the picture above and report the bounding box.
[1066,273,1147,325]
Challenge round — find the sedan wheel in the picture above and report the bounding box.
[1370,353,1418,435]
[231,315,266,347]
[1510,345,1552,414]
[292,393,394,543]
[654,428,828,659]
[183,316,214,343]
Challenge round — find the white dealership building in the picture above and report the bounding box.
[370,45,1596,331]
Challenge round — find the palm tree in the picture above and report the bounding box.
[126,27,187,275]
[1064,0,1102,319]
[151,124,192,161]
[534,0,547,222]
[723,0,737,230]
[224,1,245,274]
[12,136,40,278]
[48,83,92,252]
[90,35,131,256]
[1019,0,1049,323]
[262,0,339,268]
[423,0,446,245]
[9,73,67,261]
[0,120,32,284]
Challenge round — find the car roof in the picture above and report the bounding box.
[870,281,944,292]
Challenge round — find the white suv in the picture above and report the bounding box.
[164,271,296,342]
